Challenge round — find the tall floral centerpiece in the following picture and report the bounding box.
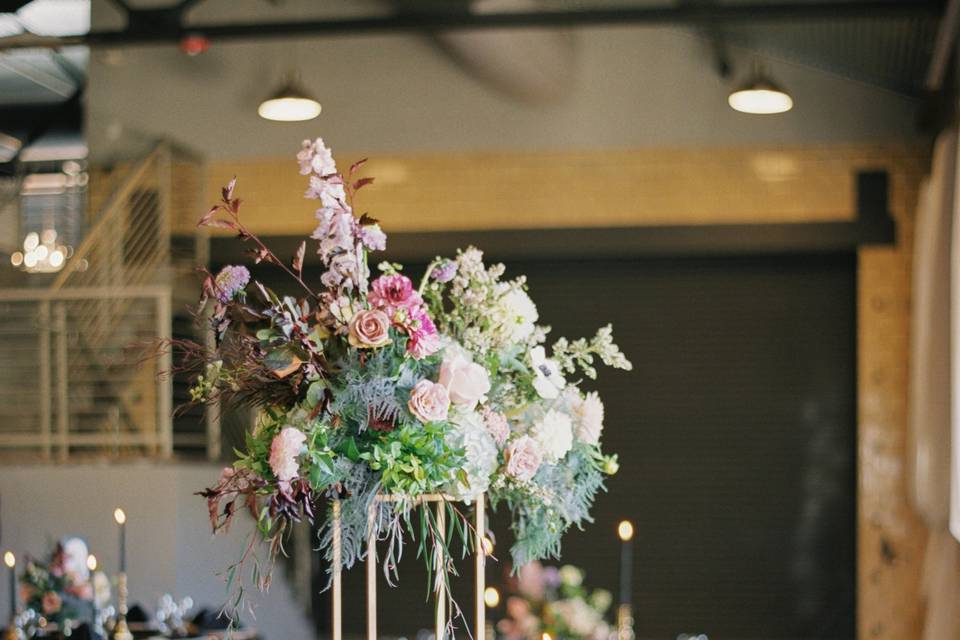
[181,138,631,630]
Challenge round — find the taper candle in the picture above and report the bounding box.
[617,520,634,606]
[114,508,127,573]
[3,551,14,619]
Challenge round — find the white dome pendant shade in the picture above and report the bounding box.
[728,69,793,115]
[258,77,321,122]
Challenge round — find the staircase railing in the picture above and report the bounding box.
[0,144,176,460]
[0,286,171,460]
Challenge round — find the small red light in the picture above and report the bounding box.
[179,34,210,56]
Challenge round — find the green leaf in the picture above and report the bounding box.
[339,436,361,462]
[264,348,301,378]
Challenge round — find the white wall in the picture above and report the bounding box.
[0,463,313,640]
[87,1,922,160]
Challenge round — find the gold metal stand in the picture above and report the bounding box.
[616,603,635,640]
[331,493,486,640]
[112,573,133,640]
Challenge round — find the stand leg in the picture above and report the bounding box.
[434,502,447,640]
[332,500,342,640]
[367,502,377,640]
[474,495,485,640]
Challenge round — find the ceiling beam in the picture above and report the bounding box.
[926,0,960,90]
[0,0,945,50]
[0,0,31,12]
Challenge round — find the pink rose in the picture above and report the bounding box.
[482,409,510,447]
[348,309,392,348]
[439,354,490,408]
[505,435,543,482]
[42,591,62,615]
[269,427,306,483]
[368,274,422,315]
[407,380,450,423]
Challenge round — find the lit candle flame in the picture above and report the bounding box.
[3,551,14,568]
[86,554,97,572]
[483,586,500,608]
[542,633,552,640]
[114,508,126,525]
[617,520,634,541]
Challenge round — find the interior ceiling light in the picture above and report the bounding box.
[728,69,793,115]
[16,0,90,36]
[257,77,321,122]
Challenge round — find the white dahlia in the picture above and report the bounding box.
[530,409,574,463]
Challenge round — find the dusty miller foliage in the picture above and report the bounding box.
[328,343,431,431]
[316,460,381,578]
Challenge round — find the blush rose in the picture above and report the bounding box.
[439,354,491,408]
[348,309,392,348]
[505,435,543,482]
[407,380,450,423]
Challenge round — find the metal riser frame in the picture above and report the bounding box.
[331,493,485,640]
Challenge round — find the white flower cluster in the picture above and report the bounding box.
[445,408,498,503]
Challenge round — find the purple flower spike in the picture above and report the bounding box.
[214,265,250,303]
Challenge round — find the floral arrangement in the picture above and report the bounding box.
[498,562,612,640]
[181,138,631,623]
[19,538,109,629]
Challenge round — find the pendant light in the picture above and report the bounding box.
[728,63,793,115]
[258,74,321,122]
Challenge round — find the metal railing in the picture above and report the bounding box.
[52,145,172,291]
[0,143,181,460]
[0,286,172,460]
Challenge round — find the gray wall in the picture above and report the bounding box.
[0,463,312,640]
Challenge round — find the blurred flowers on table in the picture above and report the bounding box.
[498,561,612,640]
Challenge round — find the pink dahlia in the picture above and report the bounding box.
[406,306,441,359]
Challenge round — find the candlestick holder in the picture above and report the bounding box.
[3,615,23,640]
[112,573,133,640]
[616,603,635,640]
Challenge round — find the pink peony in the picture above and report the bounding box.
[439,353,490,408]
[505,435,543,482]
[269,427,306,483]
[348,309,392,348]
[368,275,422,315]
[482,409,510,447]
[407,379,450,423]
